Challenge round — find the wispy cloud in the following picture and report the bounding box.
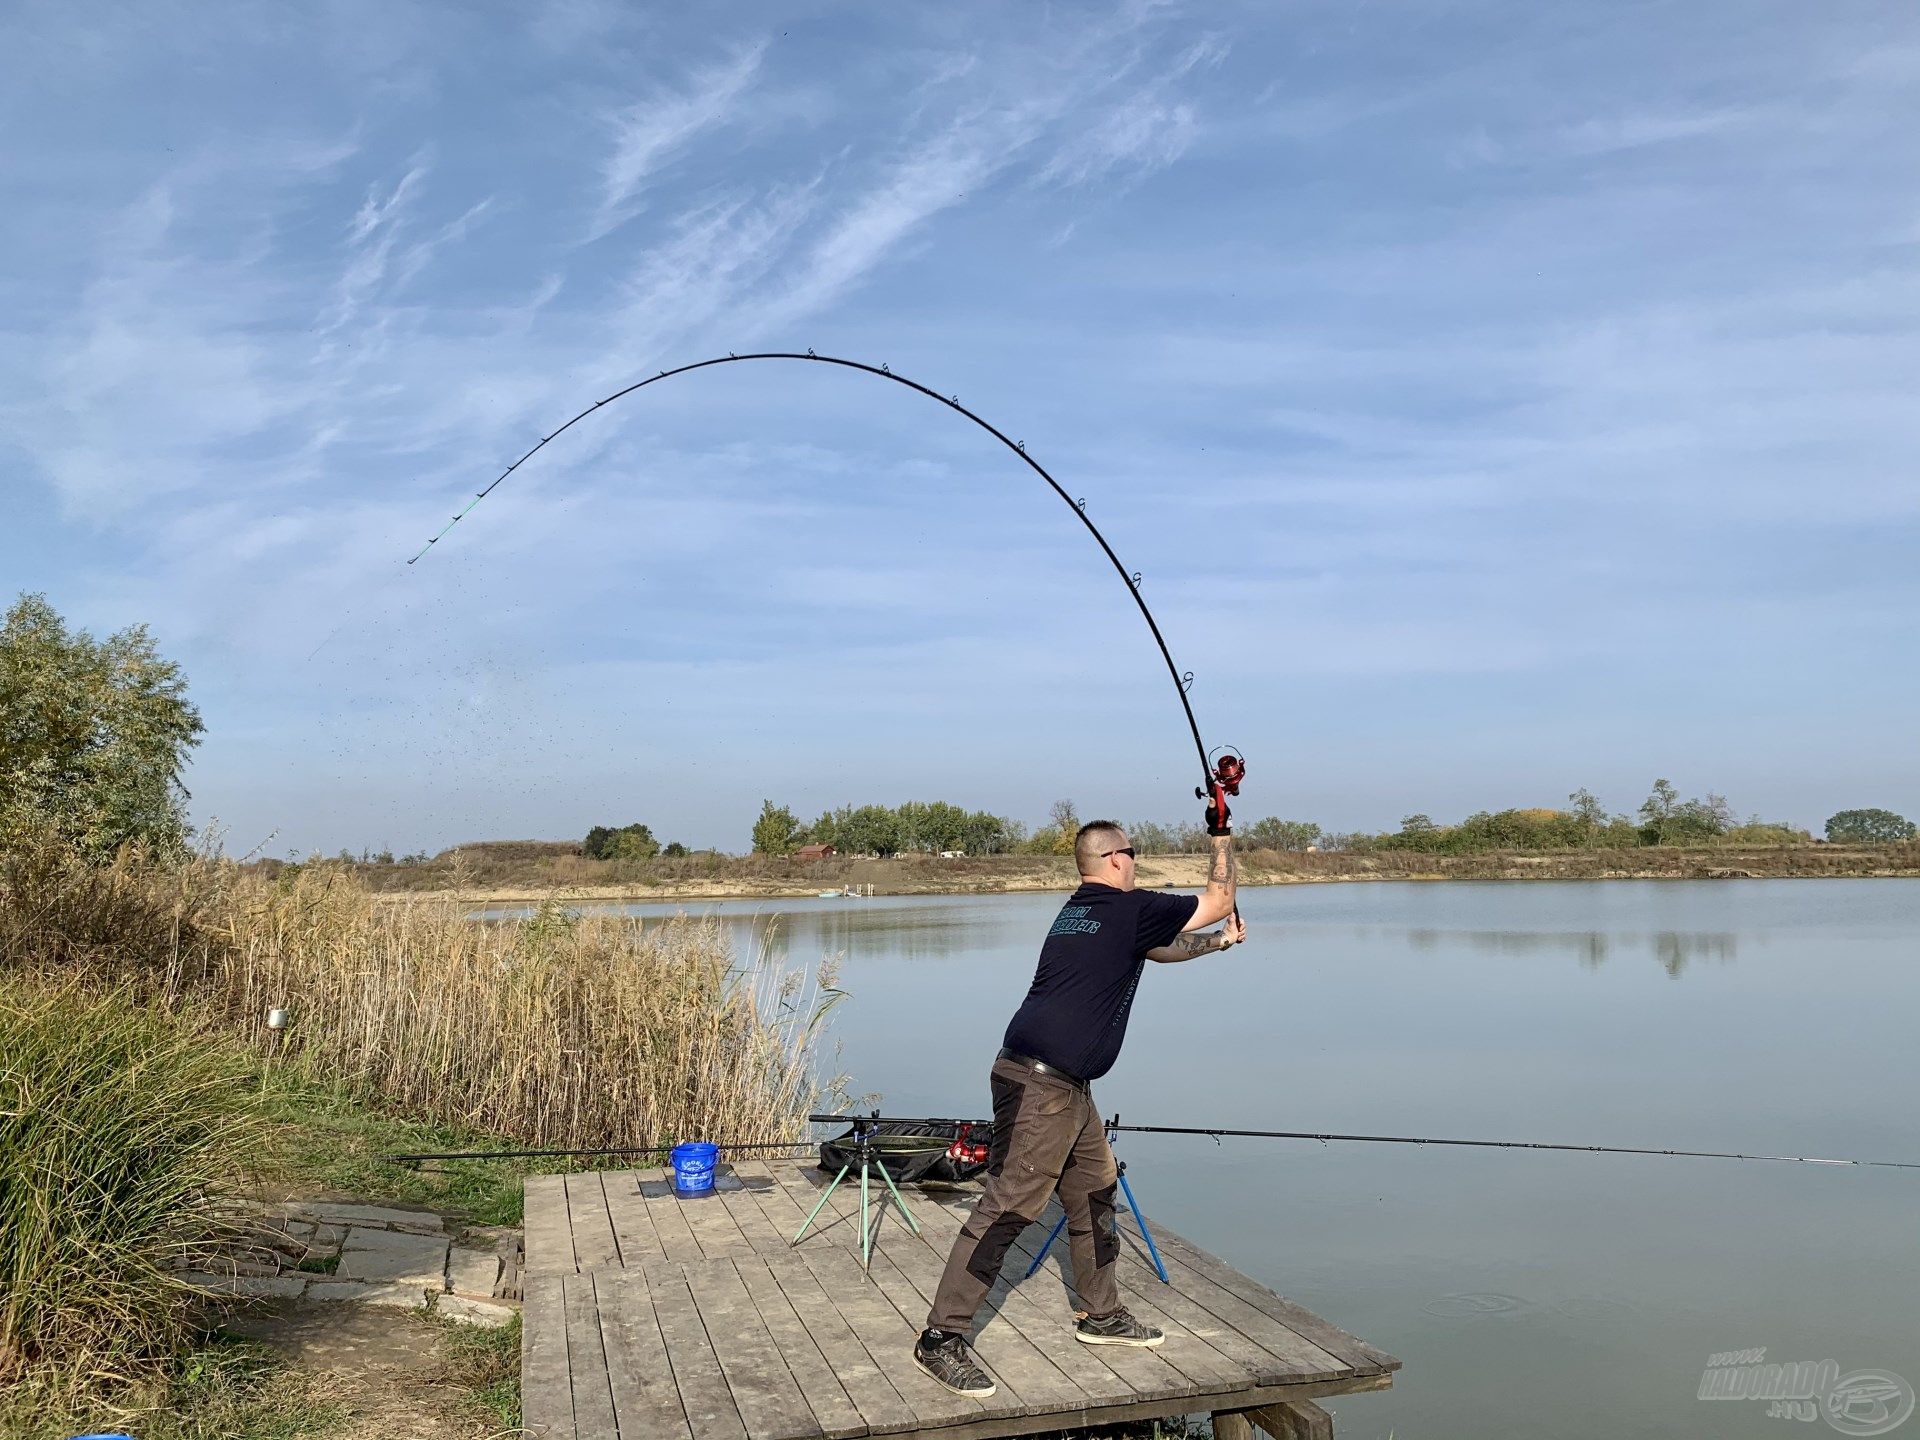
[1037,34,1230,189]
[1556,106,1751,156]
[321,155,432,335]
[587,41,767,241]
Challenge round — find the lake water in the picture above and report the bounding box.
[491,879,1920,1439]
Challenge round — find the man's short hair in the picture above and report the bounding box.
[1074,820,1127,874]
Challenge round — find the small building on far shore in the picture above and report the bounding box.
[793,843,837,862]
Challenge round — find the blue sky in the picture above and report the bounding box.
[3,1,1916,856]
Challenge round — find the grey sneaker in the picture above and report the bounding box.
[1074,1308,1165,1347]
[914,1330,996,1397]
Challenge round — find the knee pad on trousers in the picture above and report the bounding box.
[967,1212,1035,1285]
[1089,1183,1119,1268]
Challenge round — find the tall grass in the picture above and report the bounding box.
[198,878,841,1149]
[0,981,265,1396]
[1,835,841,1151]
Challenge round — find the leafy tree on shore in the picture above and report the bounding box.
[583,822,660,860]
[663,841,690,858]
[1637,780,1731,846]
[751,801,802,855]
[835,804,901,857]
[1825,808,1917,843]
[0,593,204,857]
[1569,788,1607,847]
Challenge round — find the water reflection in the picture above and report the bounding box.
[1401,926,1737,974]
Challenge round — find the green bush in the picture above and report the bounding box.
[0,981,267,1397]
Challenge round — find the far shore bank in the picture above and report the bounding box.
[348,843,1920,907]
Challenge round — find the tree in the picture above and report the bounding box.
[0,593,204,856]
[603,824,659,861]
[1241,817,1322,852]
[1638,781,1730,846]
[1569,788,1606,846]
[1638,779,1679,827]
[584,822,658,860]
[662,841,690,858]
[751,801,801,855]
[837,804,901,857]
[1825,808,1917,844]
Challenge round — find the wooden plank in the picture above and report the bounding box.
[880,1180,1204,1406]
[647,1265,750,1440]
[764,1250,919,1436]
[676,1185,758,1257]
[1153,1229,1399,1375]
[1134,1240,1358,1382]
[642,1172,711,1262]
[566,1172,623,1272]
[603,1169,666,1265]
[523,1172,577,1277]
[735,1155,955,1426]
[1245,1397,1335,1440]
[786,1236,991,1429]
[562,1271,617,1440]
[870,1242,1081,1415]
[785,1158,1203,1411]
[520,1272,572,1439]
[595,1267,693,1439]
[778,1161,1099,1417]
[710,1166,799,1256]
[1004,1223,1248,1398]
[733,1254,867,1439]
[686,1257,825,1440]
[884,1371,1392,1440]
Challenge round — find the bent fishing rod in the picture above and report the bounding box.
[406,350,1247,812]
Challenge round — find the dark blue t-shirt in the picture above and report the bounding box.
[1001,883,1200,1080]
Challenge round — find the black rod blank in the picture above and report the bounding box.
[406,350,1217,788]
[802,1113,1920,1171]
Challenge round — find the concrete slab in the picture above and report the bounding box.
[436,1294,518,1329]
[288,1202,444,1232]
[337,1230,448,1285]
[305,1279,432,1310]
[446,1245,499,1296]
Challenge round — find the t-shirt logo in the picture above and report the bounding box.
[1048,904,1101,937]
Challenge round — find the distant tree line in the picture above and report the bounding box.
[752,800,1030,857]
[1321,782,1915,856]
[587,784,1915,867]
[744,797,1333,859]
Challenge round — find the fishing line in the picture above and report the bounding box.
[405,351,1233,798]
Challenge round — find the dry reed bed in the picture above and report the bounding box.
[1,840,838,1151]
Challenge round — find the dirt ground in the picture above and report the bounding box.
[225,1304,504,1440]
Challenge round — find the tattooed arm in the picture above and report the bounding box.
[1184,832,1238,928]
[1146,911,1246,963]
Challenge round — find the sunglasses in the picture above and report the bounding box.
[1100,847,1136,860]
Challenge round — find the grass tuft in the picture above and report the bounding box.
[0,981,269,1397]
[431,1310,521,1431]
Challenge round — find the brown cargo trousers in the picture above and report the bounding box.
[926,1052,1121,1333]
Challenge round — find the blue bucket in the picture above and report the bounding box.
[670,1142,720,1195]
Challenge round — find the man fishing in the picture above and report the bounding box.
[913,798,1242,1397]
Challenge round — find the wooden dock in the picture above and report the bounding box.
[521,1159,1398,1440]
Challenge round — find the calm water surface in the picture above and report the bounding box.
[495,880,1920,1439]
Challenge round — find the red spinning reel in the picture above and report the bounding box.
[1196,747,1247,803]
